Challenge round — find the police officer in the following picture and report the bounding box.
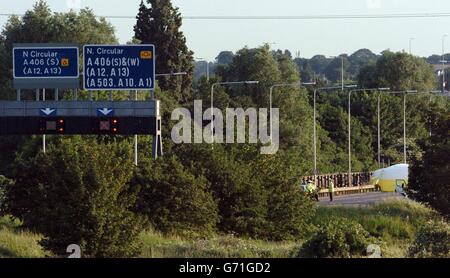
[307,180,319,202]
[328,178,335,202]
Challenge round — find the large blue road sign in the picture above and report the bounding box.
[83,45,155,91]
[12,44,79,89]
[13,46,79,79]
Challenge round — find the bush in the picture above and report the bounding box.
[134,155,219,237]
[174,144,317,240]
[0,176,13,210]
[265,175,316,241]
[175,144,269,238]
[298,218,372,258]
[408,109,450,217]
[2,137,145,257]
[408,220,450,258]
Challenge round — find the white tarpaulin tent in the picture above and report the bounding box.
[370,164,409,193]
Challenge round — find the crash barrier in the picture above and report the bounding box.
[300,172,375,197]
[318,185,376,197]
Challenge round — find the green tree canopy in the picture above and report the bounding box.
[358,50,436,91]
[134,0,194,102]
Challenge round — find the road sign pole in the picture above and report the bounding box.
[55,88,59,101]
[43,88,46,154]
[134,90,138,166]
[16,89,21,101]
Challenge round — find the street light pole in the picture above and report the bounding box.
[385,90,417,165]
[313,84,357,185]
[348,88,390,186]
[269,82,316,140]
[442,35,448,94]
[348,90,352,186]
[377,92,381,168]
[211,81,259,147]
[196,58,210,81]
[329,56,345,91]
[341,57,344,92]
[155,72,188,77]
[403,93,407,164]
[154,72,188,99]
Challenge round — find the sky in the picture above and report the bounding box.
[1,0,450,61]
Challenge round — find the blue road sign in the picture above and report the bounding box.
[83,44,155,91]
[13,46,79,79]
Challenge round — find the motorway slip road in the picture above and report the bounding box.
[319,192,405,206]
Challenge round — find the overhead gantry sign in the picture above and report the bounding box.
[3,43,162,160]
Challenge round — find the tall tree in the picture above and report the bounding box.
[134,0,194,102]
[409,103,450,217]
[358,50,436,91]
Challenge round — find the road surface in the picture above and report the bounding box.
[319,192,406,206]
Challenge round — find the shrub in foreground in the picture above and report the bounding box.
[408,220,450,258]
[2,138,145,257]
[134,155,219,237]
[298,218,371,258]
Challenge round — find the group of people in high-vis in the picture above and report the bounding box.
[301,178,335,202]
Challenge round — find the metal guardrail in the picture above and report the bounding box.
[301,172,373,189]
[301,172,375,196]
[318,185,376,197]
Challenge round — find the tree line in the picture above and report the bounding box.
[0,0,448,257]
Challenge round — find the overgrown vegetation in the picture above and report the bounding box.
[0,217,47,258]
[409,108,450,217]
[1,199,447,258]
[298,218,371,258]
[408,220,450,258]
[0,1,448,258]
[1,138,146,257]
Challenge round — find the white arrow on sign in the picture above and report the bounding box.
[40,108,56,115]
[98,108,114,116]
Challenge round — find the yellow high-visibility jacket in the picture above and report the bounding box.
[328,182,335,193]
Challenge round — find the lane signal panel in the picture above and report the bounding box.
[0,117,157,135]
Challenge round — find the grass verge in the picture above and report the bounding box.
[0,198,445,258]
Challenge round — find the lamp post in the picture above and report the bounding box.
[155,72,188,77]
[389,90,418,164]
[210,81,259,147]
[348,88,390,186]
[442,35,448,94]
[329,56,345,91]
[341,58,344,91]
[154,71,188,99]
[196,58,210,81]
[269,81,316,141]
[312,85,357,184]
